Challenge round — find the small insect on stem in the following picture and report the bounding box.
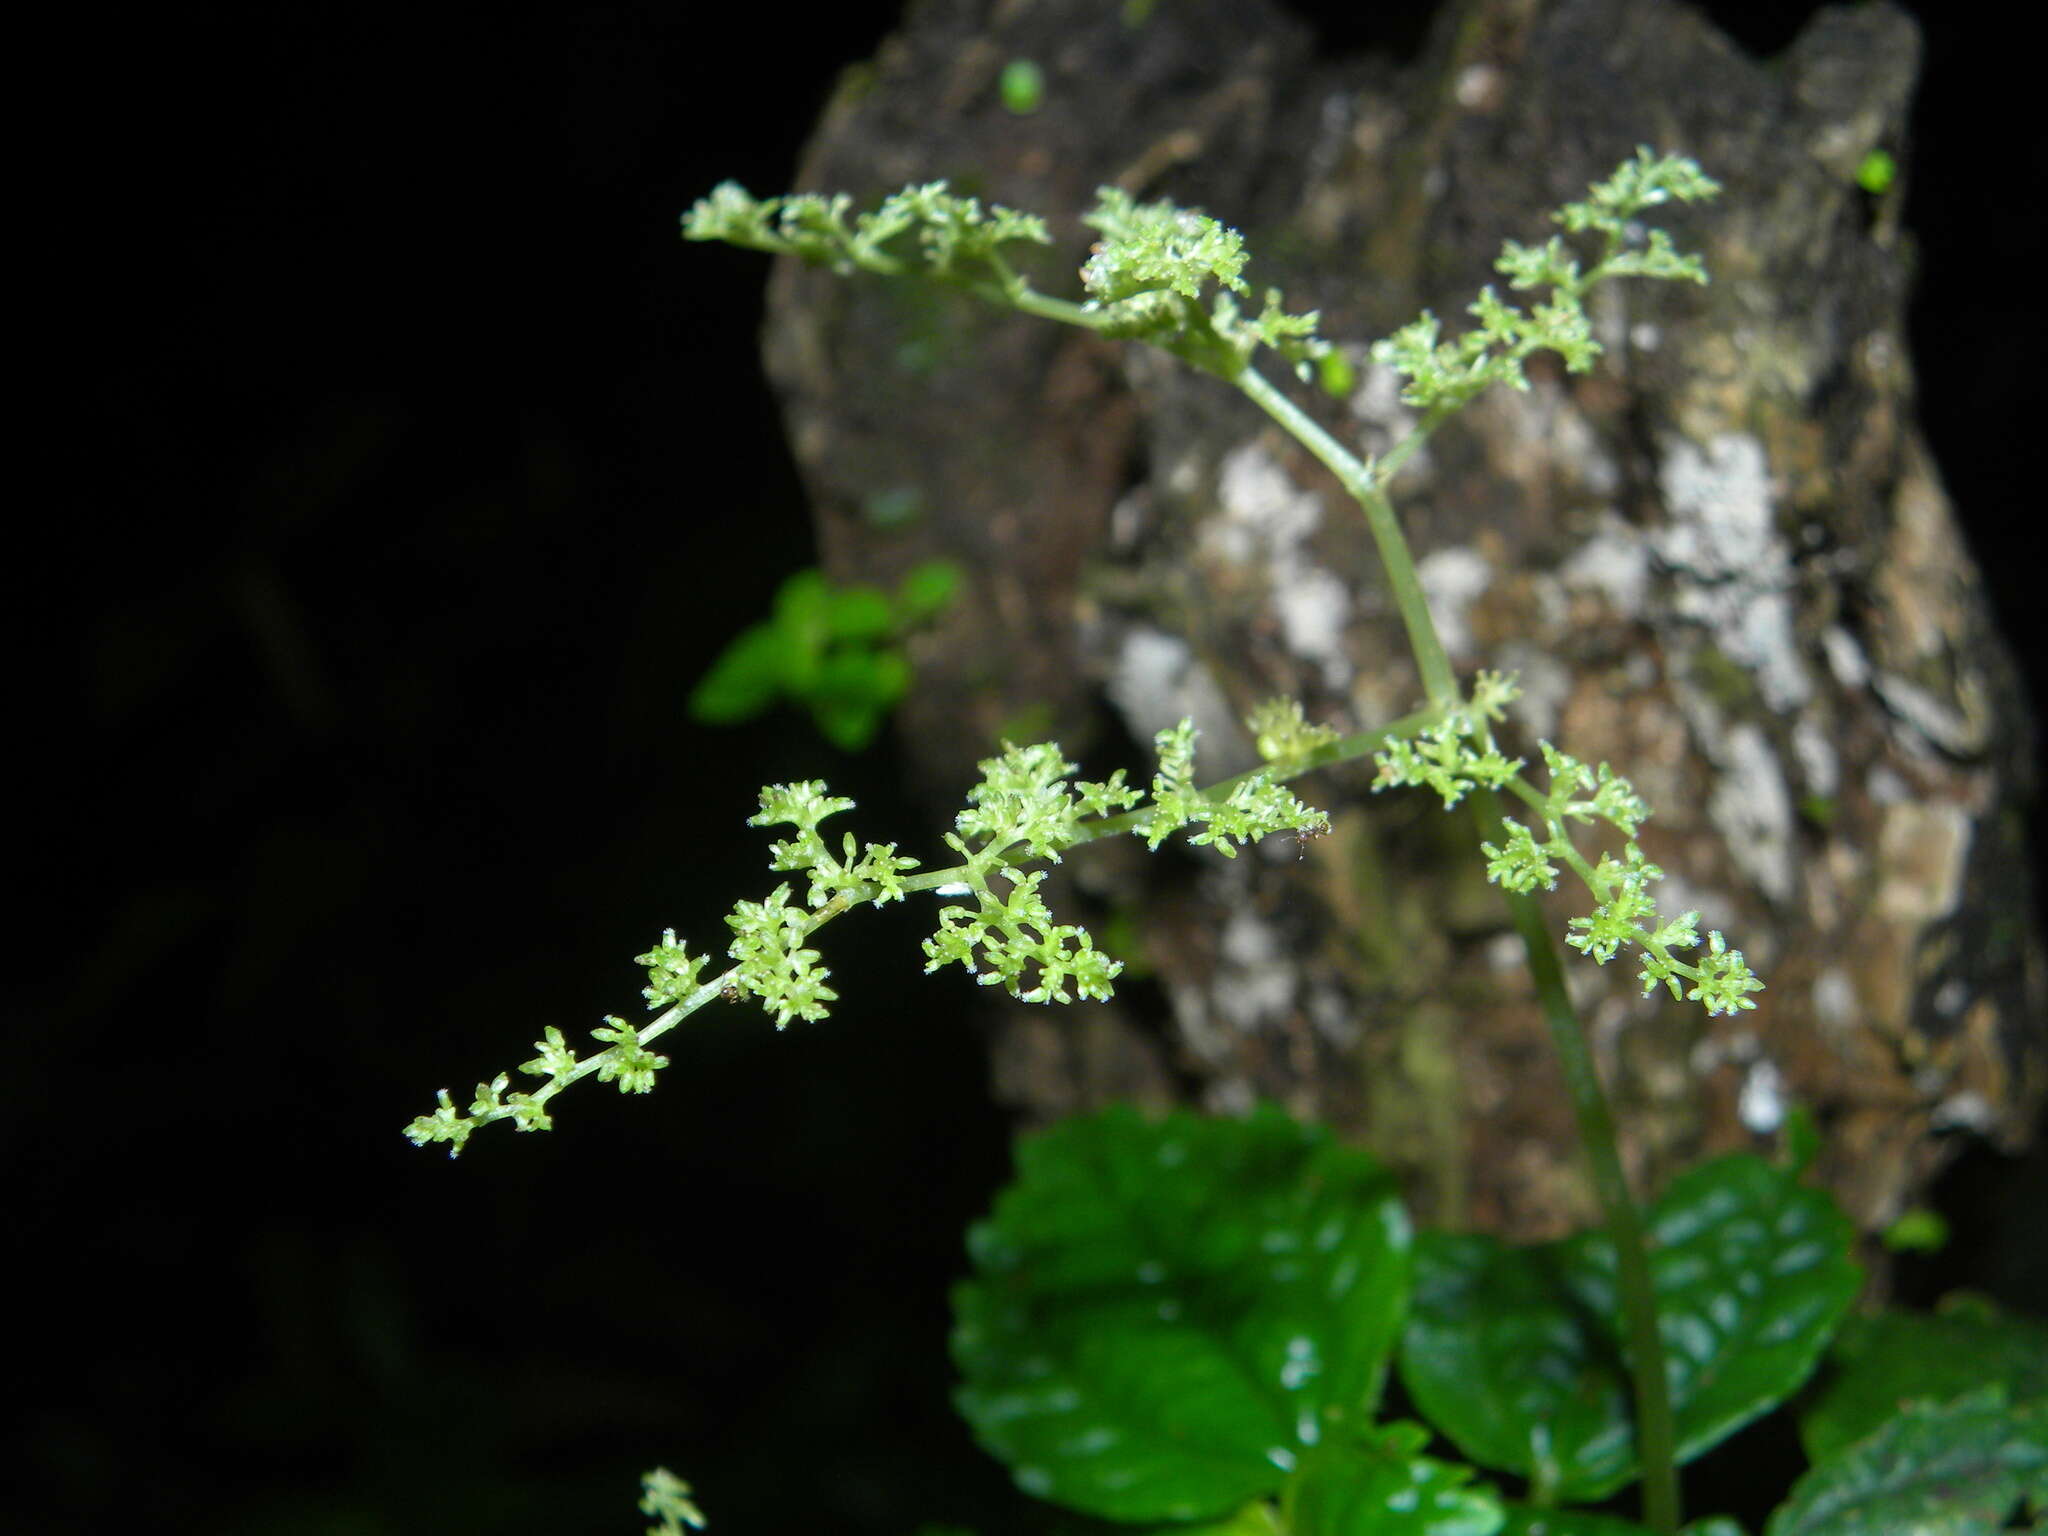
[1294,823,1331,861]
[720,981,742,1005]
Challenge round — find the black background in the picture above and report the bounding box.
[20,2,2046,1532]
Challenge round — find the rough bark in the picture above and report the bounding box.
[762,0,2045,1241]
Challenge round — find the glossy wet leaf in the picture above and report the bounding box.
[1135,1502,1288,1536]
[1399,1153,1859,1501]
[1498,1514,1744,1536]
[951,1104,1411,1522]
[1799,1293,2048,1463]
[1286,1422,1503,1536]
[1765,1387,2047,1536]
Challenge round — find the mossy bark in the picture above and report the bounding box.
[762,0,2044,1242]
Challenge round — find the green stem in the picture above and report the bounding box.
[1233,366,1460,711]
[1480,799,1680,1533]
[1232,357,1680,1529]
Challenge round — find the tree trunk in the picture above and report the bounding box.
[762,0,2044,1241]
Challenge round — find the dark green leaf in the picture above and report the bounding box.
[1799,1293,2048,1463]
[952,1105,1412,1522]
[1765,1387,2047,1536]
[817,646,910,711]
[1777,1104,1818,1176]
[1498,1515,1746,1536]
[1400,1153,1860,1501]
[1499,1509,1648,1535]
[1399,1233,1632,1500]
[686,622,783,723]
[1286,1422,1503,1536]
[809,695,881,752]
[1130,1503,1284,1536]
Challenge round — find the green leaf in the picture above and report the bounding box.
[815,646,909,711]
[1498,1510,1650,1535]
[952,1105,1412,1522]
[1766,1387,2047,1536]
[1497,1514,1744,1536]
[1877,1206,1947,1253]
[687,622,784,723]
[823,582,895,642]
[808,694,883,752]
[1286,1422,1504,1536]
[896,558,963,622]
[1399,1153,1860,1502]
[690,565,937,749]
[772,568,831,690]
[1798,1294,2048,1464]
[1399,1232,1634,1502]
[999,57,1045,114]
[1853,150,1896,196]
[1134,1503,1287,1536]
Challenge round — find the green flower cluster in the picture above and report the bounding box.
[1375,676,1762,1019]
[1081,187,1330,379]
[1374,147,1718,413]
[406,718,1327,1154]
[1138,719,1328,855]
[638,1467,706,1533]
[415,149,1762,1159]
[1246,695,1343,764]
[683,178,1051,284]
[1371,670,1523,808]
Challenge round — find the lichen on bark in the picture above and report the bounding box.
[761,0,2044,1243]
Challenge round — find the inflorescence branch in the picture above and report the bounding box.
[406,718,1328,1154]
[410,148,1752,1156]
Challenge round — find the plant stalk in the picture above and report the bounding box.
[1236,358,1680,1530]
[1481,792,1680,1533]
[1235,368,1460,711]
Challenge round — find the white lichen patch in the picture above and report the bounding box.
[1478,376,1619,499]
[1812,968,1856,1028]
[1872,671,1985,757]
[1485,931,1526,973]
[1653,432,1811,712]
[1561,516,1651,618]
[1821,625,1870,690]
[1792,714,1839,797]
[1106,625,1248,771]
[1738,1056,1786,1135]
[1216,442,1320,549]
[1454,60,1503,109]
[1346,361,1426,467]
[1277,568,1354,686]
[1931,1091,1993,1135]
[1415,545,1493,661]
[1212,908,1296,1033]
[1212,443,1355,688]
[1306,982,1358,1048]
[1707,724,1796,905]
[1866,764,1910,805]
